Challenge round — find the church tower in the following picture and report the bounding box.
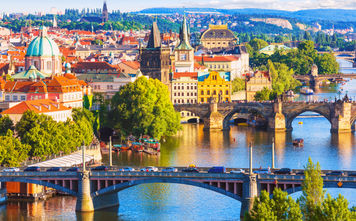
[174,15,194,73]
[102,1,109,23]
[140,21,171,86]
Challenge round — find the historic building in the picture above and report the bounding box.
[200,25,237,50]
[173,16,194,73]
[24,26,62,75]
[102,1,109,23]
[171,72,198,105]
[245,71,272,101]
[139,22,171,87]
[198,71,231,103]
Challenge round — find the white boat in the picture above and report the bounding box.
[300,87,314,95]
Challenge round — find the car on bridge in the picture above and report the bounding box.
[182,167,199,173]
[326,171,345,176]
[208,167,226,173]
[140,166,158,172]
[120,167,135,172]
[46,167,62,172]
[274,168,291,175]
[254,168,271,174]
[24,166,40,172]
[2,167,20,172]
[162,167,178,172]
[66,167,80,172]
[230,169,245,174]
[92,166,108,171]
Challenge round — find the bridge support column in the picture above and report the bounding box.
[331,102,352,133]
[240,175,258,220]
[75,171,94,212]
[268,101,286,132]
[204,101,224,130]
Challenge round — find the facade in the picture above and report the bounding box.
[139,22,171,87]
[171,72,198,105]
[195,55,244,79]
[198,71,231,103]
[173,16,194,73]
[117,61,140,74]
[25,26,62,75]
[1,99,72,123]
[245,71,272,101]
[200,25,237,50]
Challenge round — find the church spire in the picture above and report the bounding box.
[176,15,192,50]
[147,21,161,48]
[102,1,108,22]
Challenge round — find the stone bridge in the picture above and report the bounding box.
[1,167,356,219]
[174,100,356,132]
[294,74,356,92]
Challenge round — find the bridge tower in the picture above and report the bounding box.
[268,98,286,132]
[240,175,258,219]
[331,100,352,133]
[203,98,224,130]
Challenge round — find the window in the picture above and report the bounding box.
[180,54,187,61]
[201,91,204,95]
[213,90,216,95]
[201,98,204,102]
[226,90,229,95]
[174,100,176,103]
[178,93,180,96]
[47,61,51,70]
[207,90,210,95]
[5,95,10,101]
[174,86,176,90]
[174,93,176,96]
[21,95,26,101]
[13,95,18,101]
[178,86,180,90]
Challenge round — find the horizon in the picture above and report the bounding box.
[1,0,356,14]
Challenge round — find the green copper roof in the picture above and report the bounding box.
[26,27,60,57]
[176,15,193,50]
[12,65,51,80]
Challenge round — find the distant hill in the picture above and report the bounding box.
[136,8,356,22]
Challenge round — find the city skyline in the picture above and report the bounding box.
[2,0,356,14]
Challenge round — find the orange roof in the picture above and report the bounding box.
[120,61,140,70]
[1,99,71,115]
[72,61,119,71]
[173,72,198,80]
[194,62,206,70]
[45,76,82,93]
[195,55,239,62]
[4,81,33,92]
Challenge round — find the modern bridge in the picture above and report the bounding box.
[0,167,356,219]
[174,99,356,132]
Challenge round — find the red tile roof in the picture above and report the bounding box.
[1,99,71,115]
[173,72,198,80]
[72,61,119,72]
[195,55,239,62]
[120,61,140,70]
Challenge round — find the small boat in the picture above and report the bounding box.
[293,138,304,147]
[298,122,303,125]
[114,144,130,151]
[300,87,314,95]
[237,122,248,126]
[131,142,144,152]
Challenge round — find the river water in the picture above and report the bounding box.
[2,59,356,220]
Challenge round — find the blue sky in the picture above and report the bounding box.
[2,0,356,13]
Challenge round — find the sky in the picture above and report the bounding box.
[2,0,356,14]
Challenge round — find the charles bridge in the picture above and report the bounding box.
[174,99,356,133]
[1,166,356,219]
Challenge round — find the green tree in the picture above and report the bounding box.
[0,115,14,136]
[298,157,325,220]
[15,111,51,139]
[232,77,245,92]
[0,130,30,166]
[246,188,302,221]
[110,77,181,139]
[249,38,269,51]
[321,194,353,221]
[254,87,275,101]
[315,53,339,75]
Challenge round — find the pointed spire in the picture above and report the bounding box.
[176,15,192,50]
[147,21,161,48]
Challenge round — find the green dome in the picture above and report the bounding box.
[26,35,60,57]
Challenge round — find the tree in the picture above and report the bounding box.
[321,194,353,221]
[15,111,51,139]
[110,77,181,139]
[268,60,301,95]
[246,188,302,221]
[249,38,269,51]
[0,115,14,136]
[254,87,275,101]
[315,53,339,75]
[298,157,325,220]
[232,77,245,92]
[0,130,30,166]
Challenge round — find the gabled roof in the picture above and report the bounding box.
[1,99,71,115]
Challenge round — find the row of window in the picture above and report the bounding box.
[174,92,197,97]
[200,90,229,96]
[5,95,26,101]
[206,41,229,45]
[174,99,197,104]
[173,86,197,90]
[63,93,82,101]
[207,64,230,69]
[200,97,229,103]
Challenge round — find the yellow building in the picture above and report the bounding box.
[245,71,272,101]
[200,25,237,50]
[198,71,231,103]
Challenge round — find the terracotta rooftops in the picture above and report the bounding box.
[72,61,119,71]
[194,55,239,62]
[121,61,140,70]
[173,72,198,80]
[1,99,71,115]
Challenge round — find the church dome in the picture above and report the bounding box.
[26,27,60,57]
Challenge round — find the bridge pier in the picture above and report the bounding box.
[240,175,258,220]
[203,101,224,130]
[331,102,352,133]
[75,171,94,212]
[268,101,286,132]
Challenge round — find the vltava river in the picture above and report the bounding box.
[2,59,355,220]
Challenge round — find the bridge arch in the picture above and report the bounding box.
[286,109,331,130]
[0,177,77,196]
[223,105,269,129]
[281,181,356,196]
[91,178,242,202]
